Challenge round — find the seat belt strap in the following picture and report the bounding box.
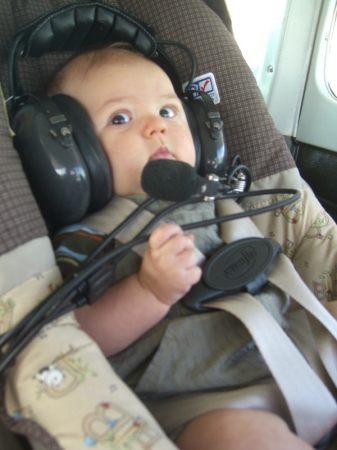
[212,198,337,444]
[207,294,337,445]
[268,253,337,387]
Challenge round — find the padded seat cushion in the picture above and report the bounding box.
[0,3,308,448]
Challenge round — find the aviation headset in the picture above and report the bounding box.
[8,1,226,225]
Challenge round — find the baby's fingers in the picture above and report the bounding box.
[186,265,202,286]
[149,223,184,249]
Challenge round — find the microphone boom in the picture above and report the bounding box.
[141,159,222,201]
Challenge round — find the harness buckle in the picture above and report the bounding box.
[183,238,282,311]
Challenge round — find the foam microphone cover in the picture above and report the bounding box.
[141,159,197,201]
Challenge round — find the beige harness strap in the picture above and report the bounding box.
[268,254,337,387]
[207,293,337,445]
[212,198,337,444]
[81,196,206,263]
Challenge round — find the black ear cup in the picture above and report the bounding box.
[183,91,227,177]
[11,94,112,225]
[51,94,112,212]
[10,90,225,226]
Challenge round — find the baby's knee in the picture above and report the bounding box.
[176,409,313,450]
[202,409,291,443]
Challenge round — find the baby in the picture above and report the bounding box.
[50,43,320,450]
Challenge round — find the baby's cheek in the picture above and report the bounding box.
[181,134,196,166]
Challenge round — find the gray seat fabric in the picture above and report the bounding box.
[201,0,233,33]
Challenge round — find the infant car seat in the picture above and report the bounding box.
[0,1,336,450]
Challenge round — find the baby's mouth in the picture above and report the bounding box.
[149,147,175,160]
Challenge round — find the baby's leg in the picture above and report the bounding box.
[324,300,337,320]
[175,409,314,450]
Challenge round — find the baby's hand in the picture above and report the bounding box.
[138,224,202,306]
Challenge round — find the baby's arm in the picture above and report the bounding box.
[75,223,202,356]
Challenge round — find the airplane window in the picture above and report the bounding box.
[327,10,337,98]
[226,0,289,102]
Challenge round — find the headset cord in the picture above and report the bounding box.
[81,197,157,265]
[0,197,156,351]
[156,39,197,92]
[0,197,200,371]
[0,188,301,373]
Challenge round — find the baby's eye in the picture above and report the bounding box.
[110,112,131,125]
[160,107,175,118]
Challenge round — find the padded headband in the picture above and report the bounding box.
[7,1,196,105]
[8,2,155,98]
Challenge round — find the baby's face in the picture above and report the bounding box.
[60,54,196,197]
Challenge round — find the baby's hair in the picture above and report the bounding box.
[47,42,147,95]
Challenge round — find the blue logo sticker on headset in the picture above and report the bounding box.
[183,72,220,104]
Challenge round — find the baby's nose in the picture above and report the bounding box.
[142,115,167,137]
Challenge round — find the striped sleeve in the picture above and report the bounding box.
[52,225,110,278]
